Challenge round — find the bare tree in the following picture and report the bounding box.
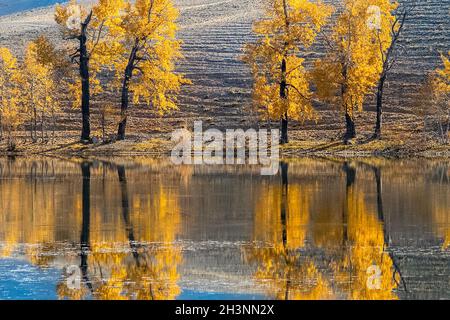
[373,3,415,139]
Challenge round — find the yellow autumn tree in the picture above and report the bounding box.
[244,0,332,144]
[373,3,412,139]
[113,0,190,140]
[429,52,450,143]
[313,0,396,141]
[32,35,69,142]
[55,0,124,142]
[21,39,56,143]
[0,48,22,150]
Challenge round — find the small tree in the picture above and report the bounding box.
[244,0,332,144]
[418,53,450,144]
[0,48,22,150]
[114,0,190,140]
[22,41,56,142]
[313,0,396,142]
[373,3,414,139]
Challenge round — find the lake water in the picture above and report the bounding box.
[0,0,61,16]
[0,157,448,300]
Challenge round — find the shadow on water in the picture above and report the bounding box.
[80,161,93,293]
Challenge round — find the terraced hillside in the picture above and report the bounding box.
[0,0,448,140]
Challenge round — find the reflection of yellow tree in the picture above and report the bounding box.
[336,190,398,299]
[434,206,450,250]
[57,164,182,300]
[246,163,400,300]
[0,159,82,262]
[444,231,450,250]
[245,171,333,300]
[333,165,398,300]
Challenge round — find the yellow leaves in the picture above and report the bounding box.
[114,0,188,116]
[420,51,450,125]
[444,228,450,250]
[121,0,179,41]
[314,0,396,114]
[0,47,22,133]
[254,0,332,52]
[20,39,59,126]
[0,48,17,70]
[245,0,331,123]
[244,180,326,299]
[434,52,450,96]
[92,0,125,26]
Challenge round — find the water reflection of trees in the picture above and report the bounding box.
[0,157,448,299]
[244,160,404,300]
[56,161,182,300]
[0,158,183,300]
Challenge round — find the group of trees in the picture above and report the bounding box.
[56,0,190,142]
[0,37,61,150]
[0,0,448,149]
[244,0,446,144]
[0,0,189,148]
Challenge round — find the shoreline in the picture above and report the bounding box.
[1,134,449,159]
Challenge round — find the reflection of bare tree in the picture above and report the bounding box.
[117,165,139,262]
[342,162,356,244]
[280,161,288,249]
[371,165,408,294]
[80,161,93,292]
[337,162,399,299]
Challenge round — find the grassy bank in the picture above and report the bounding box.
[1,129,449,158]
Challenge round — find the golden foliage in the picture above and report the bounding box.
[113,0,190,114]
[334,187,398,300]
[244,179,335,299]
[243,0,332,122]
[313,0,397,116]
[55,0,126,109]
[0,48,22,138]
[245,164,399,300]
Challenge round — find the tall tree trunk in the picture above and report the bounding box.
[33,105,37,142]
[280,58,288,144]
[342,64,356,141]
[345,111,356,141]
[41,110,45,142]
[51,109,56,143]
[374,75,386,139]
[117,44,138,141]
[79,13,92,143]
[373,166,384,222]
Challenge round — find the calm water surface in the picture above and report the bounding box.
[0,157,448,300]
